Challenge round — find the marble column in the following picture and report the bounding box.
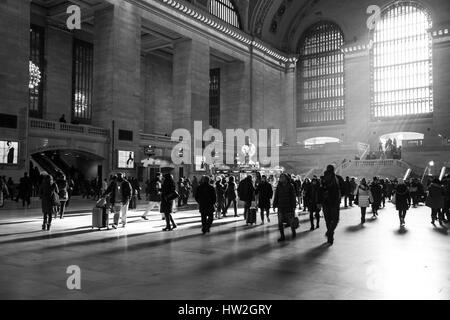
[0,0,31,171]
[93,1,141,173]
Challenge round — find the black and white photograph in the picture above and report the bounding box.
[1,0,450,308]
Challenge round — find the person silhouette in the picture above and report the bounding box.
[6,141,14,164]
[126,152,134,168]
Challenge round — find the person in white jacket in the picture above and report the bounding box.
[355,178,373,224]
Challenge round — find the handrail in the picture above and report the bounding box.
[29,118,109,137]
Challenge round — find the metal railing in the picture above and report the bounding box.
[29,118,109,138]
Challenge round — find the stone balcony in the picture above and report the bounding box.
[29,118,109,141]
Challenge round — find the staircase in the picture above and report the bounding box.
[31,153,63,177]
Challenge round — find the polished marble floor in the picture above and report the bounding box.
[0,197,449,300]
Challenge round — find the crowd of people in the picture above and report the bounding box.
[2,164,450,245]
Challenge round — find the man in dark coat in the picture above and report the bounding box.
[320,165,345,245]
[195,176,217,234]
[343,176,351,208]
[255,175,273,224]
[273,173,297,242]
[370,177,382,218]
[237,175,255,221]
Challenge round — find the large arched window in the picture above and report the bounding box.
[298,22,345,127]
[371,2,433,119]
[209,0,241,29]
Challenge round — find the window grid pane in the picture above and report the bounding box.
[209,68,220,129]
[29,25,45,118]
[72,39,93,123]
[209,0,241,29]
[299,22,345,127]
[371,3,433,119]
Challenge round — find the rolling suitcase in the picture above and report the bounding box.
[246,207,257,225]
[92,207,110,230]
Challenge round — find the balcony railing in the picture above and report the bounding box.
[29,118,109,138]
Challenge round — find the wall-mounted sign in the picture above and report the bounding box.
[118,150,134,169]
[0,140,18,164]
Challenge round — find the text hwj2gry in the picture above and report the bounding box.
[178,304,272,317]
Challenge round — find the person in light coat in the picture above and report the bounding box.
[355,178,373,224]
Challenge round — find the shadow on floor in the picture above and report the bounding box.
[394,227,408,235]
[0,228,96,245]
[432,226,448,236]
[0,230,44,237]
[346,224,365,232]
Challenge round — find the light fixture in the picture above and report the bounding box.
[73,91,88,114]
[29,61,41,89]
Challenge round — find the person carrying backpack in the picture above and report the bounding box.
[320,165,344,245]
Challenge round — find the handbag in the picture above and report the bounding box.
[391,193,397,205]
[51,190,60,206]
[166,190,179,202]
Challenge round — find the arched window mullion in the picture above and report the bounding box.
[209,0,241,29]
[298,22,345,127]
[370,2,433,119]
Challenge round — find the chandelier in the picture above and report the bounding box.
[29,61,41,89]
[74,91,88,114]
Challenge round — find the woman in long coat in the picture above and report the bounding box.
[394,179,411,227]
[355,178,373,224]
[160,173,178,231]
[39,175,59,231]
[426,178,445,226]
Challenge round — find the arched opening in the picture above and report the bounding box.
[30,149,105,196]
[379,132,424,147]
[304,137,342,149]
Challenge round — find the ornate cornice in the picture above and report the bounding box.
[157,0,297,68]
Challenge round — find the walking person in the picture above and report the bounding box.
[349,177,357,206]
[301,178,311,212]
[0,177,10,207]
[320,165,344,245]
[237,175,255,221]
[393,179,411,227]
[160,173,178,231]
[106,173,132,229]
[224,176,238,217]
[305,177,322,230]
[369,177,382,218]
[55,172,69,219]
[141,173,162,220]
[355,178,372,224]
[409,178,420,208]
[195,176,216,234]
[426,178,446,227]
[343,176,351,208]
[255,175,273,224]
[38,175,59,231]
[214,177,226,220]
[273,173,297,242]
